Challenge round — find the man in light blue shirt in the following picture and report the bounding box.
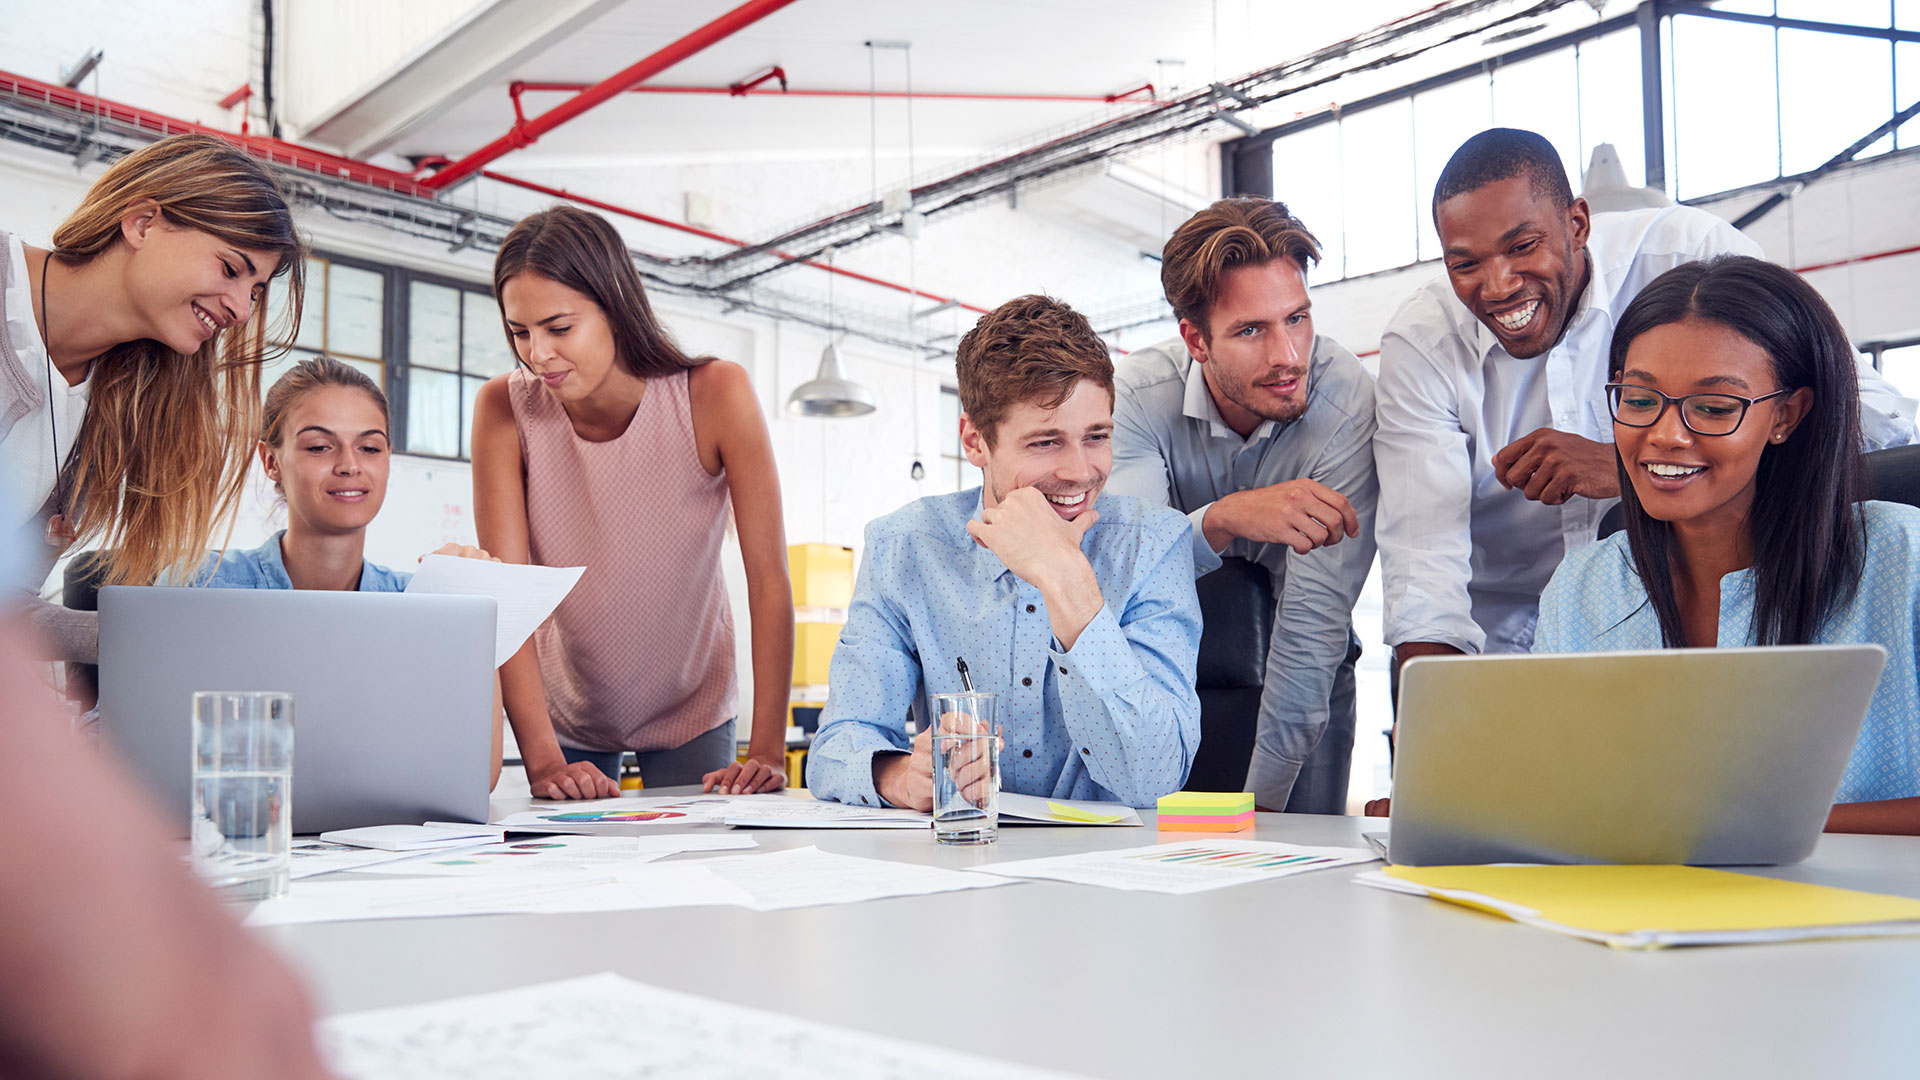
[807,295,1202,810]
[1110,198,1377,813]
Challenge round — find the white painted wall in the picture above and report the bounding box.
[278,0,491,136]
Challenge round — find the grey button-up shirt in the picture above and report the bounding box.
[1109,335,1378,808]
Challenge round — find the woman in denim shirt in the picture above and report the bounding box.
[192,356,505,786]
[1536,257,1919,835]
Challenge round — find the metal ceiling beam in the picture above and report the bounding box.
[297,0,625,159]
[420,0,802,191]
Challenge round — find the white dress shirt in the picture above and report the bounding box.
[1374,205,1916,655]
[1110,335,1377,807]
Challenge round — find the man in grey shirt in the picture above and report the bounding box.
[1110,198,1377,813]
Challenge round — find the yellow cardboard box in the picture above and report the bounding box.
[794,621,843,685]
[788,543,854,608]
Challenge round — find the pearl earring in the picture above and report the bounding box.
[1772,433,1784,442]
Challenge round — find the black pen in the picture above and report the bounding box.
[956,656,975,692]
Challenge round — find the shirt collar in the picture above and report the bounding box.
[251,530,295,589]
[1473,247,1618,362]
[1180,345,1280,444]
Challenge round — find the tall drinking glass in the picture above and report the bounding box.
[929,691,999,845]
[191,691,294,901]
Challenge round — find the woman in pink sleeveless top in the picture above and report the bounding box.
[471,206,794,800]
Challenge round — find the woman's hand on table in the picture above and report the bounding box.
[703,756,787,795]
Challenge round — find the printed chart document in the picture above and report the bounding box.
[321,971,1084,1079]
[354,835,701,877]
[699,846,1014,911]
[290,838,489,880]
[972,840,1377,895]
[720,796,929,829]
[494,794,742,829]
[1358,864,1920,949]
[406,555,585,667]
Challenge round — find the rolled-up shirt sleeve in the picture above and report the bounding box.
[1245,406,1378,807]
[1374,328,1484,654]
[1046,520,1202,807]
[804,534,921,808]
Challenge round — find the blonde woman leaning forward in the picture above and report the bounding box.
[472,206,794,801]
[2,133,306,661]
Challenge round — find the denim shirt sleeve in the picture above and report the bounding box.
[805,532,922,808]
[1044,515,1202,807]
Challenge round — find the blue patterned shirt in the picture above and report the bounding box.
[188,530,411,592]
[1534,501,1920,803]
[806,489,1203,809]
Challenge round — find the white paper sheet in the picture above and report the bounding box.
[970,840,1377,895]
[698,845,1013,911]
[246,864,754,926]
[355,834,755,876]
[405,555,585,667]
[321,972,1083,1079]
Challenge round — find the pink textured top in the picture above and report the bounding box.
[509,366,736,752]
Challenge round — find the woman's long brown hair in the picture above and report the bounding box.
[491,205,711,378]
[51,133,306,585]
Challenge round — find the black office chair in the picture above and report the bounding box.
[1186,556,1273,792]
[1596,445,1920,540]
[61,549,112,710]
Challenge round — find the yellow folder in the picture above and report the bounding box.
[1360,864,1920,949]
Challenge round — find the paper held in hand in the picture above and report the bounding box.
[405,555,585,667]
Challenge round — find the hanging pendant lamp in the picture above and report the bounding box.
[786,245,876,417]
[787,340,876,417]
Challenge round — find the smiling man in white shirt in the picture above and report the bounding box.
[1376,127,1915,665]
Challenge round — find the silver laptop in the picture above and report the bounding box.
[98,586,496,835]
[1387,645,1887,866]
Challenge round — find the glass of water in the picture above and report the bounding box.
[191,691,294,901]
[929,691,999,845]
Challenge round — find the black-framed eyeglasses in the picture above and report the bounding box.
[1604,382,1792,437]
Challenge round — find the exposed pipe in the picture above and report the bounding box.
[422,0,801,191]
[0,68,427,195]
[511,79,1158,105]
[481,170,991,314]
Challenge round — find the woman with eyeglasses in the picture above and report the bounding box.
[1533,255,1919,836]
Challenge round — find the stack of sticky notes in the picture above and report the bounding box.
[1156,792,1255,832]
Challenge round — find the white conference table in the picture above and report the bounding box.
[262,787,1920,1079]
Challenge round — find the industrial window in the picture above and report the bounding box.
[263,253,387,401]
[404,276,515,460]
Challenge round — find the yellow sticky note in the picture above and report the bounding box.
[1045,800,1124,824]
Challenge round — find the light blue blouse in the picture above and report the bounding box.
[189,530,411,593]
[1535,500,1920,804]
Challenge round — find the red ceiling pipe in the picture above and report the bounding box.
[423,0,800,191]
[0,68,429,195]
[482,169,990,314]
[729,65,787,96]
[514,80,1156,105]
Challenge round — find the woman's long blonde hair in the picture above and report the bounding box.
[51,133,306,585]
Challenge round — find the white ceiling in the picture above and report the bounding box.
[380,0,1438,170]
